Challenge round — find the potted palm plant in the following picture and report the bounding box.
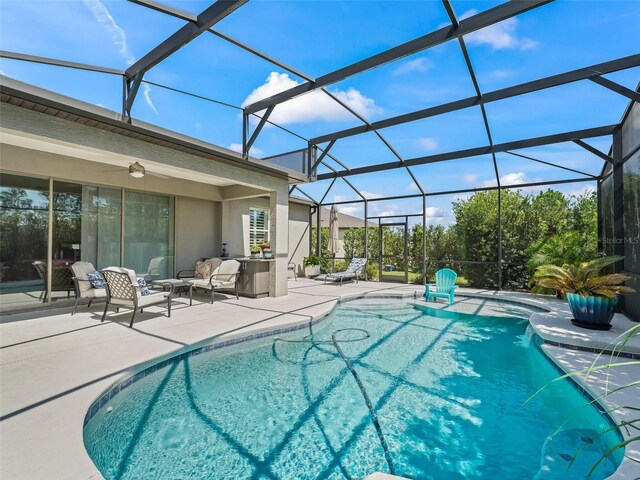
[303,255,321,278]
[532,256,634,330]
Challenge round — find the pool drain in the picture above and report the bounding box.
[273,328,396,475]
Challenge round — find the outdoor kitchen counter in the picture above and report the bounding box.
[237,258,274,297]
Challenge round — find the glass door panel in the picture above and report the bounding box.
[81,185,121,269]
[51,181,81,301]
[0,173,50,309]
[124,191,174,280]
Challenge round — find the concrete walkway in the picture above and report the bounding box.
[0,281,638,479]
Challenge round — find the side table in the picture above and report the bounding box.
[149,278,193,306]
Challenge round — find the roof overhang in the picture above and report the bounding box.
[0,75,307,184]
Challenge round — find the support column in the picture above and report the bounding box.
[316,205,322,257]
[364,200,368,281]
[497,188,503,290]
[596,180,603,254]
[269,187,289,297]
[308,206,314,258]
[612,128,625,273]
[422,194,427,284]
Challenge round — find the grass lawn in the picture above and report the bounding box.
[380,270,470,286]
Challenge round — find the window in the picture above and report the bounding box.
[250,207,269,247]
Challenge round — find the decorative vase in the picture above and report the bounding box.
[262,249,273,259]
[566,293,617,330]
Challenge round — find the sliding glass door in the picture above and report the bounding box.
[81,185,121,269]
[0,174,50,308]
[124,191,174,281]
[0,172,175,311]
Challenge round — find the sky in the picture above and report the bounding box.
[1,0,638,225]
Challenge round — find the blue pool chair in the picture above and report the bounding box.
[425,268,458,305]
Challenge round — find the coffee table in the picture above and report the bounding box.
[149,278,193,306]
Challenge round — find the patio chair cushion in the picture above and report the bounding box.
[190,279,235,290]
[87,271,105,289]
[214,259,240,282]
[326,258,367,281]
[71,262,99,293]
[83,287,107,299]
[137,290,170,307]
[137,277,151,296]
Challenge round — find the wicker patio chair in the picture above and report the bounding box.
[101,267,171,328]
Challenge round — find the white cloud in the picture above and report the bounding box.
[484,172,528,187]
[242,72,381,125]
[338,205,363,217]
[460,9,538,51]
[227,143,263,157]
[564,185,596,198]
[392,57,433,75]
[83,0,157,113]
[416,137,438,151]
[408,182,420,191]
[333,199,445,226]
[361,190,383,199]
[463,174,478,184]
[489,69,513,79]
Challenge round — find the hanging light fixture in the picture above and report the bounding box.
[129,162,145,178]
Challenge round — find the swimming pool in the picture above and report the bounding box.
[84,298,622,479]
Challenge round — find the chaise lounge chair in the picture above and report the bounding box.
[101,267,171,328]
[70,261,106,315]
[324,258,367,286]
[425,268,458,305]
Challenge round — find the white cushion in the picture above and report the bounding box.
[138,291,170,307]
[110,291,168,307]
[189,279,235,290]
[84,288,106,299]
[71,262,97,293]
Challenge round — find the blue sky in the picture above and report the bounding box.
[1,0,638,225]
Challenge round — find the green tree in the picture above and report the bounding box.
[343,227,378,261]
[452,190,500,287]
[531,189,569,237]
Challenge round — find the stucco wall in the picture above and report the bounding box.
[175,198,221,274]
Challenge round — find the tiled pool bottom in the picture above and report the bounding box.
[83,298,622,479]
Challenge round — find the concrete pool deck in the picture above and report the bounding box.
[0,280,638,479]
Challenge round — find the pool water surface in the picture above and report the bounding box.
[84,299,622,479]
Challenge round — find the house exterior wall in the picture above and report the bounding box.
[0,102,296,307]
[175,198,221,274]
[0,102,284,192]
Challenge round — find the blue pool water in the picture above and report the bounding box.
[84,299,622,479]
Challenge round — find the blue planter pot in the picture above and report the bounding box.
[566,293,617,330]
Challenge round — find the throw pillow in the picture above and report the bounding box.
[194,259,212,279]
[137,277,151,296]
[87,271,104,289]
